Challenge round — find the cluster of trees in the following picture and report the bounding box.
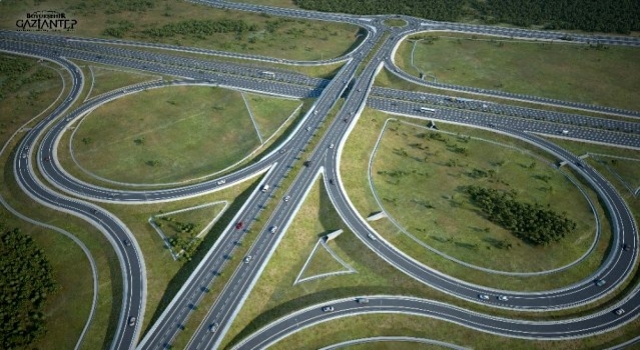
[466,185,576,245]
[156,216,201,261]
[0,56,54,101]
[142,19,257,38]
[295,0,639,33]
[295,0,467,22]
[473,0,640,34]
[69,0,154,15]
[0,227,57,349]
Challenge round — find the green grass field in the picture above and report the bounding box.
[68,85,298,184]
[340,108,612,291]
[0,0,360,61]
[396,33,640,111]
[87,65,161,99]
[371,119,595,272]
[297,241,353,281]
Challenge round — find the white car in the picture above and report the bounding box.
[329,143,334,149]
[284,196,291,202]
[478,294,490,300]
[614,308,625,316]
[497,295,509,301]
[217,179,226,185]
[270,226,278,233]
[244,256,252,263]
[367,233,377,241]
[209,322,219,333]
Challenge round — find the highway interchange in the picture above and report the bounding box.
[2,0,640,348]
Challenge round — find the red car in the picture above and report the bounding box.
[235,222,243,230]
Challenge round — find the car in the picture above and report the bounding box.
[208,322,219,333]
[284,196,291,202]
[367,233,377,241]
[22,153,26,159]
[128,317,136,326]
[614,308,625,316]
[497,295,509,301]
[270,226,278,233]
[44,156,50,162]
[304,160,311,167]
[595,279,606,287]
[329,179,334,185]
[244,256,252,263]
[235,222,243,230]
[217,179,226,185]
[124,239,131,246]
[322,306,334,312]
[329,143,334,149]
[306,126,311,131]
[356,298,369,304]
[623,243,631,251]
[478,294,490,300]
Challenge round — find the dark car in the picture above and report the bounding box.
[235,222,243,230]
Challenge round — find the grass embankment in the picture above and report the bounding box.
[396,33,640,111]
[86,65,161,99]
[64,85,299,185]
[341,108,612,291]
[0,0,361,61]
[0,54,118,349]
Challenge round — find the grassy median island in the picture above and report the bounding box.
[86,65,162,99]
[0,0,361,61]
[340,108,612,291]
[396,33,640,111]
[370,118,595,272]
[68,85,300,184]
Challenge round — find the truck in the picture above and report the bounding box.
[261,184,270,192]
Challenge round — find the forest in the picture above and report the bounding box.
[294,0,640,34]
[0,227,57,349]
[466,185,577,246]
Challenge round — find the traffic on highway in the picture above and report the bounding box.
[2,0,639,349]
